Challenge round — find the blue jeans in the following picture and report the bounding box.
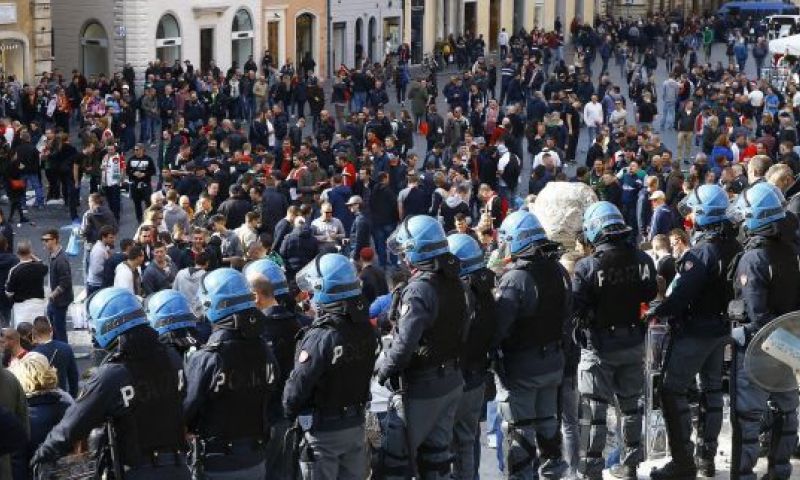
[661,101,676,130]
[352,92,367,114]
[372,223,397,268]
[47,302,68,342]
[141,116,160,144]
[22,173,44,206]
[486,400,505,472]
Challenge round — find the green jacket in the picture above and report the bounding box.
[703,28,714,45]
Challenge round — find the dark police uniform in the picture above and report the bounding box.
[732,231,800,480]
[262,304,303,480]
[159,326,202,358]
[282,298,378,480]
[377,255,467,479]
[34,326,190,480]
[183,308,279,479]
[572,239,657,479]
[453,266,498,480]
[493,247,570,480]
[652,226,740,471]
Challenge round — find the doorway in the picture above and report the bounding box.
[200,28,214,73]
[464,2,477,37]
[296,13,315,74]
[266,21,279,66]
[489,0,500,51]
[333,22,346,70]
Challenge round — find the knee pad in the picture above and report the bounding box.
[617,393,641,418]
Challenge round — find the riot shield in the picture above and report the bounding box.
[644,323,670,460]
[744,311,800,393]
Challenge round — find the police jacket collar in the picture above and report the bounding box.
[414,252,461,279]
[263,304,295,320]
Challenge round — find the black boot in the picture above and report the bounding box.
[650,460,697,479]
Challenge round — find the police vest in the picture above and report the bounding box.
[502,257,568,352]
[689,236,740,320]
[593,245,650,329]
[200,334,274,442]
[407,272,467,371]
[112,349,185,467]
[763,240,800,315]
[311,300,378,415]
[262,309,302,388]
[463,268,496,370]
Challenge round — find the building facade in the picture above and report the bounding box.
[261,0,327,79]
[330,0,403,71]
[404,0,594,63]
[0,0,52,83]
[53,0,261,84]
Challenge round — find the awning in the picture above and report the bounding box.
[769,34,800,56]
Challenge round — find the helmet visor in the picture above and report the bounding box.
[295,259,323,293]
[387,226,408,256]
[676,193,696,219]
[726,192,748,225]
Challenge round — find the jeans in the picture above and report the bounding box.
[372,223,397,267]
[22,173,44,206]
[140,116,160,144]
[352,91,367,113]
[103,185,121,221]
[69,183,80,220]
[47,302,68,342]
[486,400,505,472]
[660,101,676,130]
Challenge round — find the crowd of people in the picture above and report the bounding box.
[0,8,799,480]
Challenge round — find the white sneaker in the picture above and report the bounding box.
[487,435,498,449]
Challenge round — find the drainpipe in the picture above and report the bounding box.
[327,0,332,79]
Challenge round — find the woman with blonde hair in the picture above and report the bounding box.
[9,352,73,479]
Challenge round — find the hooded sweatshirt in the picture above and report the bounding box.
[172,266,206,316]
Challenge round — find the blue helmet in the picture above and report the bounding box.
[145,289,197,336]
[296,253,362,304]
[198,268,256,323]
[583,201,631,244]
[88,287,149,349]
[498,210,548,255]
[447,233,485,276]
[729,182,786,232]
[387,215,449,265]
[243,259,289,296]
[680,184,730,227]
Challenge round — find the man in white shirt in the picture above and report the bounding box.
[113,245,145,296]
[86,226,116,295]
[498,28,509,57]
[311,202,346,252]
[583,95,604,147]
[235,211,261,253]
[748,84,764,120]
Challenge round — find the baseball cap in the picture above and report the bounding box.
[649,190,666,201]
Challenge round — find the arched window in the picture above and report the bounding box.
[81,21,108,76]
[296,13,316,74]
[368,17,377,61]
[232,8,254,70]
[156,14,181,64]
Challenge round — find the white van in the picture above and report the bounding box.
[765,15,800,40]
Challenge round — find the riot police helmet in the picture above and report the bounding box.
[727,181,786,232]
[678,184,730,227]
[243,259,290,296]
[145,289,198,336]
[498,210,548,256]
[582,201,631,244]
[447,233,486,276]
[88,287,150,349]
[387,215,449,265]
[296,253,362,304]
[198,268,256,323]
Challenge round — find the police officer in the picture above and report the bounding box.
[32,287,190,479]
[283,253,379,479]
[649,184,741,479]
[376,214,467,479]
[493,211,570,480]
[146,288,202,357]
[447,233,499,480]
[244,259,303,479]
[183,268,280,479]
[728,182,800,480]
[573,201,657,480]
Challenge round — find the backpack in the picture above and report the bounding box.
[501,153,521,190]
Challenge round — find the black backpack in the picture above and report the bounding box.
[501,153,521,190]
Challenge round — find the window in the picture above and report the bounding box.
[232,8,254,70]
[81,21,109,76]
[156,14,182,64]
